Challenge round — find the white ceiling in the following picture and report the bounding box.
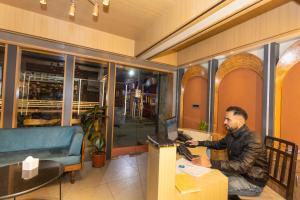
[0,0,176,39]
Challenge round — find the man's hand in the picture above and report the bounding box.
[185,140,198,148]
[192,156,212,168]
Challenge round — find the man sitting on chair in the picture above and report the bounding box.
[186,106,269,199]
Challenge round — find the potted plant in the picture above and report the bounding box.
[199,120,208,132]
[81,105,107,168]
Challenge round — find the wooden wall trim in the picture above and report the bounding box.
[274,40,300,138]
[12,47,21,128]
[0,44,7,128]
[179,65,208,127]
[213,53,263,132]
[0,30,176,73]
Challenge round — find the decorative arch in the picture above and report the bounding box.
[213,53,263,132]
[274,40,300,139]
[180,65,208,128]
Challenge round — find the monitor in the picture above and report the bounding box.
[165,117,178,141]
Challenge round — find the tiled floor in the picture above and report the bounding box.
[12,153,148,200]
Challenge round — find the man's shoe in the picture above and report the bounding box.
[228,195,241,200]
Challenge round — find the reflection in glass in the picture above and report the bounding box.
[114,65,172,148]
[72,58,108,125]
[0,46,4,123]
[17,50,65,127]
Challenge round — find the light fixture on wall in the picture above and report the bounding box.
[92,3,99,17]
[40,0,47,5]
[102,0,110,6]
[69,0,76,17]
[90,0,110,17]
[39,0,109,17]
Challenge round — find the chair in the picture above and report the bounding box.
[240,136,298,200]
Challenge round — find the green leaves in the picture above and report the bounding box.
[80,105,107,153]
[199,120,208,131]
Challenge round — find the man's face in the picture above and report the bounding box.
[224,111,245,132]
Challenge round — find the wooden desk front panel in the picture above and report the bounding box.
[175,169,228,200]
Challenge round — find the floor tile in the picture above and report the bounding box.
[7,154,149,200]
[108,177,144,200]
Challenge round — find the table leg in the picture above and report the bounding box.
[59,177,62,200]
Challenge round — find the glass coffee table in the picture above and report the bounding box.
[0,160,64,200]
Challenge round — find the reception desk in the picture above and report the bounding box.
[175,146,228,200]
[146,131,228,200]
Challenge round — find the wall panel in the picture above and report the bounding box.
[151,52,178,66]
[178,1,300,65]
[281,63,300,146]
[183,76,207,129]
[217,68,262,135]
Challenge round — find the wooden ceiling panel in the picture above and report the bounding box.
[0,0,176,39]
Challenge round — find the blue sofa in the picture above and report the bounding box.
[0,126,84,183]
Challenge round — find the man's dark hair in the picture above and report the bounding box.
[226,106,248,120]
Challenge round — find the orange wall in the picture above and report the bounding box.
[217,68,262,135]
[183,76,207,129]
[281,62,300,146]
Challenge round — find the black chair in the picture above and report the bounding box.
[240,136,298,200]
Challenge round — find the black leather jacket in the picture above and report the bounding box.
[198,125,269,187]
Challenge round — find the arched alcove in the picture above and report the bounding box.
[180,66,208,129]
[214,53,263,136]
[275,40,300,146]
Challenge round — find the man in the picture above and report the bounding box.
[186,106,269,199]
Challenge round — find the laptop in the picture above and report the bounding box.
[165,117,192,142]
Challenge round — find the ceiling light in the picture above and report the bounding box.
[40,0,47,5]
[92,3,99,17]
[69,1,76,17]
[103,0,110,6]
[128,70,135,77]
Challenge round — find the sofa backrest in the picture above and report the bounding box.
[0,126,83,152]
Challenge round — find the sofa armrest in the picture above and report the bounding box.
[68,133,84,156]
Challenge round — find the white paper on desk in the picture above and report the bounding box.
[176,158,211,177]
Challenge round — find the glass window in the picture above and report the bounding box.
[0,45,4,123]
[17,50,65,127]
[113,65,173,148]
[72,58,108,124]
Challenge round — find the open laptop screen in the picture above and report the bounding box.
[166,117,178,141]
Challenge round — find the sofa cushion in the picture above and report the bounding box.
[68,133,84,156]
[0,126,75,152]
[48,155,81,166]
[0,148,80,167]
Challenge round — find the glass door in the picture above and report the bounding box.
[112,65,173,156]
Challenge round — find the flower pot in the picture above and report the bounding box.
[92,152,105,168]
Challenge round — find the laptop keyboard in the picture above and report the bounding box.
[177,144,199,161]
[177,132,192,142]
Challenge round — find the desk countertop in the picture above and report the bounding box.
[175,147,228,200]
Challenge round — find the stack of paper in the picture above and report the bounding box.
[176,158,211,177]
[176,174,201,194]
